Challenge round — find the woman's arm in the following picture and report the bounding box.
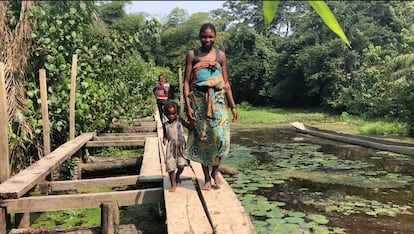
[220,51,238,122]
[184,50,196,121]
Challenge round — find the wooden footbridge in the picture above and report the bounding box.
[0,114,255,234]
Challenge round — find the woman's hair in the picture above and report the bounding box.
[199,23,216,36]
[163,101,178,114]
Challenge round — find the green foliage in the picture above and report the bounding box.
[25,1,162,150]
[226,25,278,105]
[95,147,144,158]
[356,120,408,136]
[31,208,101,227]
[263,0,350,46]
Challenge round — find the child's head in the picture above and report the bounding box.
[158,74,165,83]
[199,23,216,50]
[163,101,178,122]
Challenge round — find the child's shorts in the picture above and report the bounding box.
[165,155,188,172]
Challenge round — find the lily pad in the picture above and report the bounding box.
[307,214,329,224]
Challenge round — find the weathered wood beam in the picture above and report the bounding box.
[92,136,150,141]
[139,137,162,178]
[1,188,163,213]
[40,175,140,192]
[81,158,140,173]
[8,226,100,234]
[97,132,156,137]
[0,133,94,199]
[36,175,162,192]
[86,140,145,147]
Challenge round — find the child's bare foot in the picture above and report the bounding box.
[169,185,177,192]
[175,176,181,184]
[201,182,212,191]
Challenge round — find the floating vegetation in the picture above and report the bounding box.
[239,193,344,233]
[302,194,413,217]
[223,141,414,233]
[31,208,100,227]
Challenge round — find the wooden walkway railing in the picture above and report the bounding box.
[0,115,255,234]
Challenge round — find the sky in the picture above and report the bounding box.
[124,1,226,19]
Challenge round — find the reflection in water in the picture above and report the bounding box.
[226,127,414,234]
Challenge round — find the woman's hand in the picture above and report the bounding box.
[231,107,238,123]
[187,107,196,121]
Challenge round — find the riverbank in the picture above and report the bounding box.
[231,106,414,143]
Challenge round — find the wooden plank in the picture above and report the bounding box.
[9,226,101,234]
[139,137,162,178]
[97,132,156,137]
[160,131,212,234]
[42,175,140,191]
[1,188,163,213]
[81,158,140,172]
[92,135,151,141]
[39,175,162,192]
[86,140,145,147]
[193,162,256,234]
[163,176,212,234]
[134,121,156,128]
[0,132,94,199]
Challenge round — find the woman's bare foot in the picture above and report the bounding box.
[201,182,212,191]
[212,173,223,187]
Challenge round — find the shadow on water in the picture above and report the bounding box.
[224,126,414,234]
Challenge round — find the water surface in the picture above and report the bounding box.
[223,126,414,233]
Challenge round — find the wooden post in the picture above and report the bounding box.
[178,66,184,117]
[39,69,51,155]
[101,201,119,234]
[69,54,78,140]
[15,213,30,228]
[0,207,6,233]
[0,62,10,183]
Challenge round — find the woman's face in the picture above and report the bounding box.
[199,28,216,50]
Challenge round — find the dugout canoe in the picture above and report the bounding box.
[291,122,414,156]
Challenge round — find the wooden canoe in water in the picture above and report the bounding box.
[291,122,414,156]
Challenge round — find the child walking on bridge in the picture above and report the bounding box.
[162,101,192,192]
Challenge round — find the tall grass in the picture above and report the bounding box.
[233,105,336,125]
[231,104,410,137]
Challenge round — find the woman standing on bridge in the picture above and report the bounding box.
[183,23,238,191]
